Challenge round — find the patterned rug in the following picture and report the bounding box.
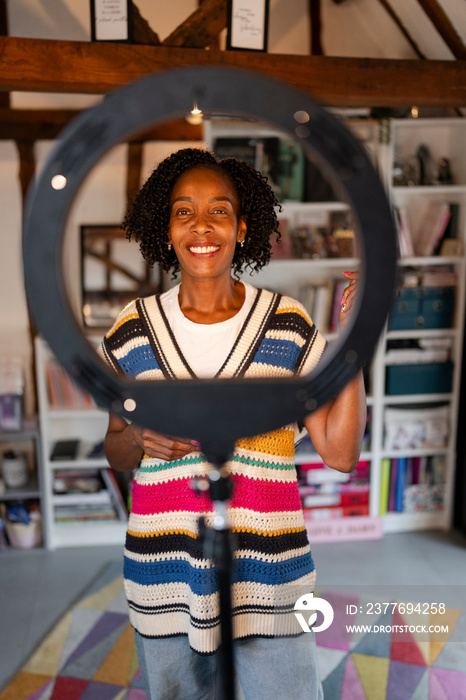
[1,562,465,700]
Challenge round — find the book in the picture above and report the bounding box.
[395,457,406,512]
[388,458,398,512]
[303,504,370,521]
[311,282,333,334]
[213,136,281,196]
[46,360,94,409]
[302,493,340,508]
[379,458,391,515]
[101,468,129,521]
[53,490,112,506]
[50,439,80,461]
[277,139,305,202]
[54,503,118,522]
[394,206,414,258]
[299,463,351,485]
[415,200,451,256]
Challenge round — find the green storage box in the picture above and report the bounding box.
[385,361,454,395]
[388,287,454,331]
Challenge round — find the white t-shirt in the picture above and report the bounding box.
[160,281,256,378]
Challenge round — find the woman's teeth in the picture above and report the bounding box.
[188,246,220,254]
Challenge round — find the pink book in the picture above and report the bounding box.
[388,459,398,512]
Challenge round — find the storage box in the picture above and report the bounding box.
[385,361,454,395]
[388,287,454,331]
[384,405,449,451]
[5,518,42,548]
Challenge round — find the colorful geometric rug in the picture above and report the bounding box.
[1,562,465,700]
[316,590,466,699]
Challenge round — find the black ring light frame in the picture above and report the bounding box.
[23,66,397,700]
[23,65,397,464]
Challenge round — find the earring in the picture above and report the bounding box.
[168,242,172,251]
[240,240,244,247]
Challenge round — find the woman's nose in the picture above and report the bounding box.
[191,212,212,234]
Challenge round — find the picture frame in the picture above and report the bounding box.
[226,0,270,52]
[90,0,133,43]
[80,224,160,329]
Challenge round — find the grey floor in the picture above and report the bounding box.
[1,529,466,691]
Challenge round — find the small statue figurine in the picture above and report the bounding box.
[437,157,453,185]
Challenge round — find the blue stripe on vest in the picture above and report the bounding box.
[118,344,160,377]
[253,338,302,371]
[124,557,218,596]
[124,551,314,593]
[233,552,315,585]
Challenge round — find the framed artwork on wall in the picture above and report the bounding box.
[90,0,133,43]
[226,0,270,52]
[80,224,160,329]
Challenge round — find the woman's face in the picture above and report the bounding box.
[168,166,247,283]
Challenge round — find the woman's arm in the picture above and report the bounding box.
[302,372,366,473]
[302,271,366,473]
[104,413,198,472]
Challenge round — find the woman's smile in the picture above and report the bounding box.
[187,243,221,256]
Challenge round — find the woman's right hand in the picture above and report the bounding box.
[130,423,200,461]
[104,413,199,471]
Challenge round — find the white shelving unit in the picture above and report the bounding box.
[372,118,466,534]
[35,337,127,549]
[0,420,47,548]
[206,116,466,538]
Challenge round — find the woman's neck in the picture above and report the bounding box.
[177,276,245,324]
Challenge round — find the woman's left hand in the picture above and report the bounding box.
[339,271,359,329]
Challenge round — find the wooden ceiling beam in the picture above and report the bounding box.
[131,2,161,45]
[162,0,227,49]
[375,0,425,59]
[0,107,202,141]
[0,0,9,108]
[0,37,465,107]
[416,0,466,60]
[309,0,324,56]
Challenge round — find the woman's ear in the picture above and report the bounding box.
[237,217,247,244]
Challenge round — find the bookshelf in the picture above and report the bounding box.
[373,118,466,535]
[0,420,46,549]
[35,337,128,549]
[206,117,466,540]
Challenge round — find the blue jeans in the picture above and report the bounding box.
[135,631,324,700]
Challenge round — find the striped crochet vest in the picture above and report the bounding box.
[101,287,326,654]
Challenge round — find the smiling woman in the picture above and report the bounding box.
[166,165,248,323]
[96,146,366,700]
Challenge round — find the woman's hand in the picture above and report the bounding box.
[131,424,199,461]
[104,413,199,470]
[339,271,359,330]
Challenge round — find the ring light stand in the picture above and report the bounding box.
[23,66,397,700]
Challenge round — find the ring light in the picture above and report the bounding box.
[23,66,397,465]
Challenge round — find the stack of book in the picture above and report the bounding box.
[298,460,370,521]
[46,360,94,409]
[394,201,460,259]
[379,455,446,514]
[298,279,349,335]
[52,468,128,524]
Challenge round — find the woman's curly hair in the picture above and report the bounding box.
[123,147,281,277]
